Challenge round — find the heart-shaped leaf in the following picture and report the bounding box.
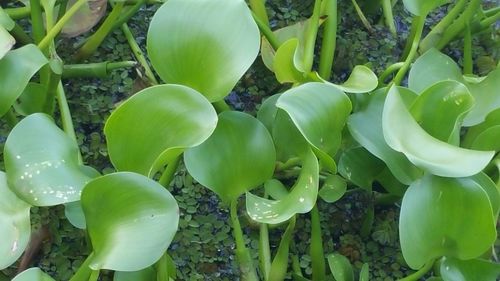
[5,113,97,206]
[246,148,318,224]
[319,174,347,203]
[402,0,450,16]
[0,44,47,116]
[400,174,497,269]
[463,109,500,151]
[440,257,500,281]
[383,86,494,177]
[409,80,473,145]
[277,82,352,171]
[184,111,276,203]
[12,268,55,281]
[348,88,422,184]
[0,171,31,270]
[105,84,217,177]
[82,172,179,271]
[147,0,259,102]
[327,253,354,281]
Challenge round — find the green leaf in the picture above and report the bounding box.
[147,0,259,102]
[105,84,217,177]
[184,111,276,203]
[0,44,48,116]
[348,88,422,184]
[274,38,306,84]
[272,109,310,162]
[463,109,500,151]
[268,218,296,281]
[318,175,347,203]
[0,7,15,30]
[327,253,354,281]
[4,113,96,206]
[13,83,47,116]
[0,25,14,59]
[64,201,86,229]
[246,148,318,224]
[277,82,352,172]
[0,171,31,270]
[399,174,497,269]
[440,257,500,281]
[313,65,378,94]
[409,81,473,145]
[338,147,384,190]
[359,263,369,281]
[12,268,55,281]
[383,86,494,177]
[462,68,500,126]
[257,94,281,133]
[470,172,500,219]
[81,172,179,271]
[264,179,289,200]
[114,267,156,281]
[402,0,450,16]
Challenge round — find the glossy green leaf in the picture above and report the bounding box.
[409,80,473,145]
[0,171,30,270]
[0,44,47,116]
[0,25,14,59]
[185,111,276,203]
[402,0,450,16]
[61,0,107,37]
[4,113,96,206]
[272,109,310,162]
[114,267,156,281]
[315,65,378,94]
[327,253,354,281]
[246,148,318,224]
[319,175,347,203]
[383,86,494,177]
[147,0,259,102]
[470,172,500,219]
[82,172,179,271]
[462,68,500,126]
[274,38,306,84]
[440,257,500,281]
[105,84,217,177]
[400,174,497,269]
[264,179,289,200]
[277,82,352,171]
[463,109,500,151]
[12,268,55,281]
[64,201,85,229]
[348,88,422,184]
[257,94,281,133]
[359,263,369,281]
[0,7,15,30]
[338,147,384,190]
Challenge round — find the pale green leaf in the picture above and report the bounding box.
[440,257,500,281]
[338,146,384,190]
[327,253,354,281]
[114,267,156,281]
[402,0,450,16]
[0,25,14,59]
[462,68,500,126]
[319,175,347,203]
[12,268,55,281]
[274,38,306,84]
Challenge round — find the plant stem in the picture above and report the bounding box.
[350,0,373,32]
[249,0,270,27]
[290,241,303,276]
[44,58,63,115]
[318,0,337,80]
[69,253,94,281]
[400,19,418,61]
[88,270,99,281]
[398,260,434,281]
[120,23,159,84]
[379,62,404,84]
[56,0,69,22]
[29,0,45,43]
[382,0,396,35]
[156,251,169,281]
[230,199,259,281]
[38,0,88,50]
[310,205,326,281]
[473,12,500,33]
[75,2,125,61]
[4,6,31,20]
[275,157,301,172]
[9,24,33,45]
[419,0,468,53]
[252,11,280,51]
[158,155,181,188]
[268,216,296,281]
[485,6,500,17]
[259,221,271,280]
[56,82,82,163]
[62,61,137,78]
[463,23,472,75]
[112,0,146,30]
[393,16,425,86]
[435,0,480,50]
[303,0,322,74]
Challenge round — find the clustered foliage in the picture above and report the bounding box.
[0,0,499,280]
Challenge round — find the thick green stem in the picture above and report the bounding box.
[56,82,81,164]
[88,270,99,281]
[252,11,280,50]
[318,0,337,80]
[419,0,468,53]
[30,0,45,43]
[75,2,124,61]
[382,0,396,35]
[249,0,270,27]
[435,0,480,50]
[398,260,434,281]
[156,251,169,281]
[303,0,322,74]
[463,23,472,75]
[401,19,418,61]
[38,0,88,50]
[310,205,326,281]
[230,199,259,281]
[112,0,146,30]
[4,6,31,20]
[393,16,425,86]
[473,12,500,33]
[120,23,158,84]
[44,58,63,115]
[290,241,303,277]
[9,24,33,45]
[62,61,136,78]
[56,0,69,22]
[158,155,181,188]
[350,0,373,32]
[275,157,301,172]
[69,253,94,281]
[259,221,271,280]
[485,6,500,17]
[379,62,404,84]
